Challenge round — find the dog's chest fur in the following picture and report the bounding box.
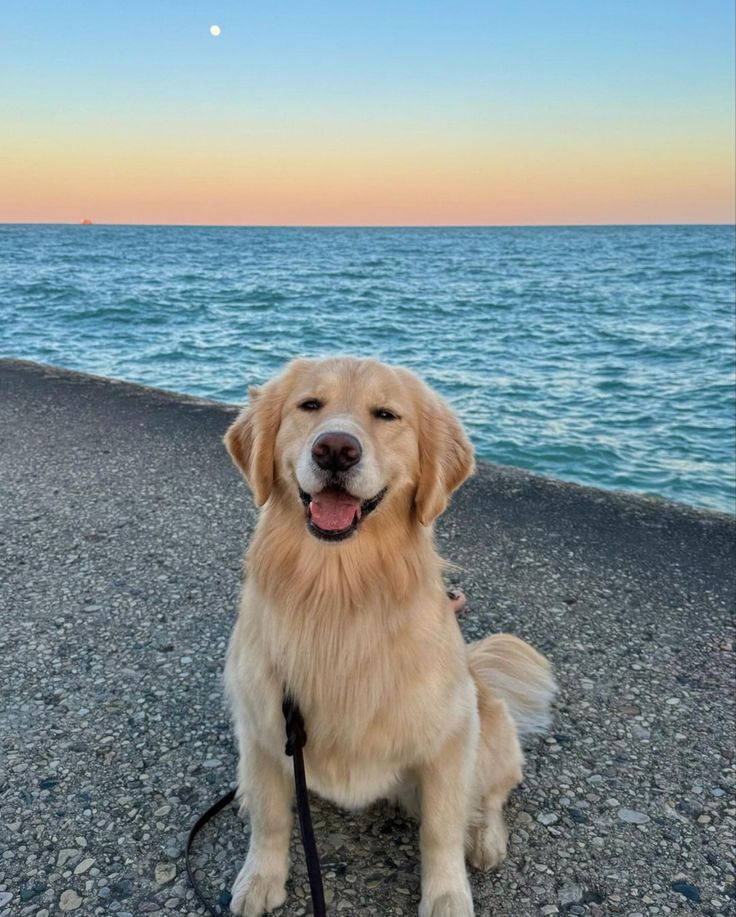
[230,579,469,809]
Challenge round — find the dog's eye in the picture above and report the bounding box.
[299,399,323,412]
[373,408,398,421]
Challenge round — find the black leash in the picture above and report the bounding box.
[282,693,327,916]
[185,786,237,915]
[185,695,326,916]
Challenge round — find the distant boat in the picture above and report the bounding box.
[80,218,93,225]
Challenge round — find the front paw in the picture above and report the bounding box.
[419,887,474,917]
[230,859,287,916]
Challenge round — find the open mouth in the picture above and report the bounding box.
[299,485,387,541]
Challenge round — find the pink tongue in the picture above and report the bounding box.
[309,489,361,531]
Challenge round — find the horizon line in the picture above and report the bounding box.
[2,221,735,229]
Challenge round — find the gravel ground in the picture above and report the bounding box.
[1,359,734,917]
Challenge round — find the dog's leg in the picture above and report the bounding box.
[417,708,478,917]
[466,693,523,872]
[230,738,293,917]
[466,789,512,871]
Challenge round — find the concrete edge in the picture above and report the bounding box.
[0,357,239,413]
[2,357,733,525]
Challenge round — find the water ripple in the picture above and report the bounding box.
[1,223,734,513]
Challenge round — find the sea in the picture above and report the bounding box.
[1,224,734,513]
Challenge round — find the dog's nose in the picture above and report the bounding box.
[312,431,362,473]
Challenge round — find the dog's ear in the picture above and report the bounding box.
[414,390,475,526]
[224,381,284,506]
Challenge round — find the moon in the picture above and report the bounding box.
[209,24,221,37]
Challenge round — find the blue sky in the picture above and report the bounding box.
[2,0,734,224]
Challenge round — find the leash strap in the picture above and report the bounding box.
[185,786,237,916]
[185,697,326,917]
[282,694,327,917]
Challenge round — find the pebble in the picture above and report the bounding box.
[155,863,177,885]
[59,889,82,912]
[671,881,701,902]
[74,858,95,875]
[618,808,649,824]
[537,813,559,826]
[558,883,583,905]
[0,894,12,908]
[57,848,79,867]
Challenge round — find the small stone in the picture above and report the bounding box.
[59,889,83,912]
[154,805,171,816]
[671,881,701,902]
[0,893,12,909]
[203,758,222,768]
[618,808,649,824]
[537,813,559,826]
[540,907,559,915]
[74,858,95,875]
[57,848,80,867]
[155,863,177,885]
[110,879,134,899]
[19,883,46,902]
[558,883,583,906]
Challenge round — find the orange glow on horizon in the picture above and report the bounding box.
[2,102,734,225]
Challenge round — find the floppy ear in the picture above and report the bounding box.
[415,391,475,526]
[224,382,283,506]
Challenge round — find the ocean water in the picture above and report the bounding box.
[1,224,734,513]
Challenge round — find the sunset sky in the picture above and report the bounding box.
[2,0,734,225]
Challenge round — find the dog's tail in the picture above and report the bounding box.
[469,634,556,739]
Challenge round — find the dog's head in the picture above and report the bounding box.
[225,357,474,541]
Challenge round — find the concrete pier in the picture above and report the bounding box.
[1,359,733,916]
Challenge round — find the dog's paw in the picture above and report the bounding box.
[466,815,507,871]
[230,860,287,916]
[419,887,474,917]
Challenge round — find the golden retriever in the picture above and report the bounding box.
[223,356,555,917]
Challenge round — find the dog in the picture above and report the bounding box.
[223,356,555,917]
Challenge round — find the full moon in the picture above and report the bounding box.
[209,24,221,36]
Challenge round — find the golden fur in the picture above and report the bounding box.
[223,357,555,917]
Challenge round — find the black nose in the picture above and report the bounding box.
[312,431,362,473]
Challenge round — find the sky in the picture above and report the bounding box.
[1,1,734,226]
